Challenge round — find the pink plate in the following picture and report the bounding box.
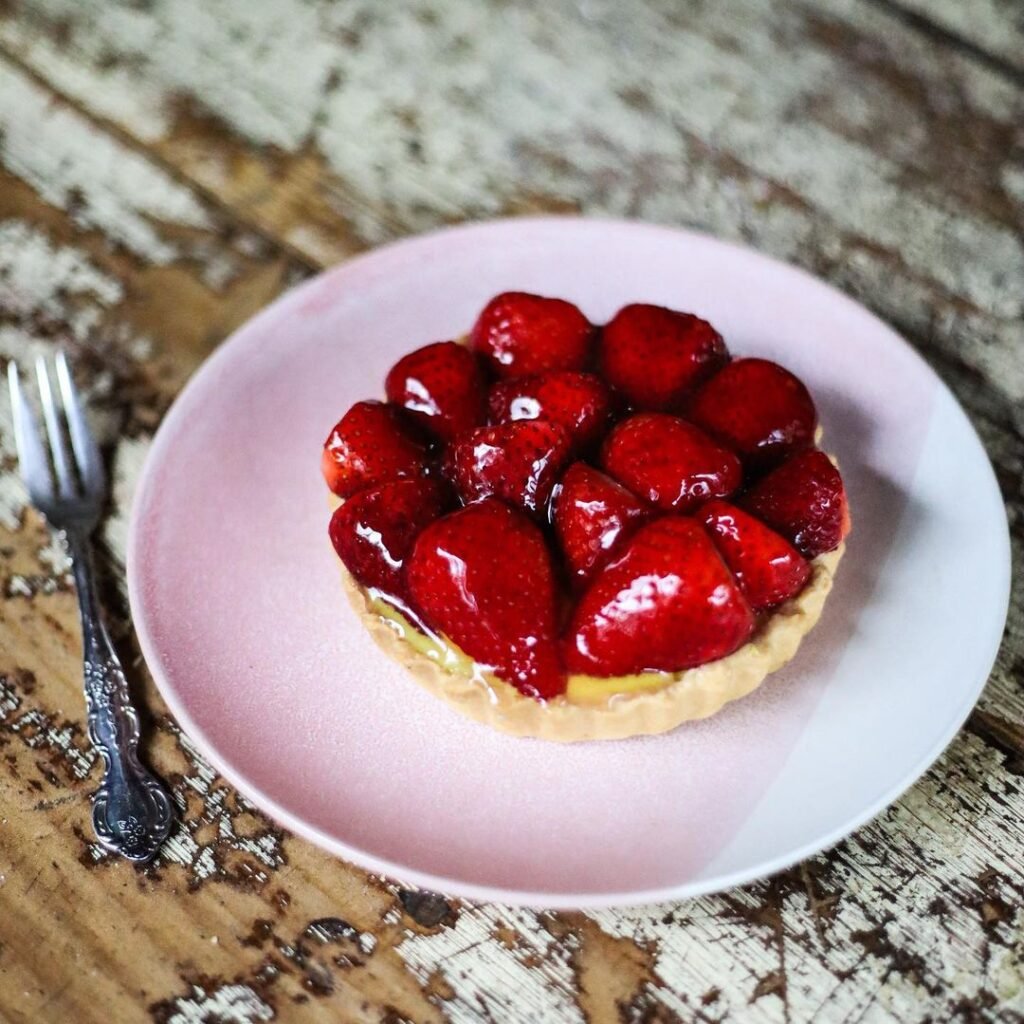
[128,218,1010,908]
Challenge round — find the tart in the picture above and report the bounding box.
[322,293,850,742]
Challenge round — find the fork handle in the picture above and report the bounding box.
[67,530,174,862]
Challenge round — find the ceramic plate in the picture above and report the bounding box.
[128,218,1010,908]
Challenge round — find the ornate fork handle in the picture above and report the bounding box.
[67,530,174,862]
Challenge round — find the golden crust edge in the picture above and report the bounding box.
[337,542,844,743]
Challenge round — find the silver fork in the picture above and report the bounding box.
[8,352,173,862]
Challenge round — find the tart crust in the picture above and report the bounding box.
[332,491,844,741]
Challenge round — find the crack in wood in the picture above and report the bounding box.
[863,0,1024,84]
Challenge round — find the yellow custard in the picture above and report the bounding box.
[369,594,674,704]
[338,542,842,743]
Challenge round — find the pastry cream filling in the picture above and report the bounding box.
[368,594,674,704]
[338,543,842,742]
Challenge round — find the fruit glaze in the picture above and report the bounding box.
[322,293,850,742]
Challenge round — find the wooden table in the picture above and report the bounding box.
[0,1,1021,1020]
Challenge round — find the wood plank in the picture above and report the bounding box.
[0,6,1022,1023]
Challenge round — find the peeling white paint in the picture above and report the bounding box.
[0,60,211,262]
[0,221,123,327]
[5,576,32,598]
[162,983,274,1024]
[101,435,151,590]
[0,21,171,143]
[157,725,286,886]
[1003,165,1024,207]
[0,676,20,721]
[0,673,98,781]
[4,573,68,598]
[2,0,336,151]
[397,906,583,1024]
[37,532,72,577]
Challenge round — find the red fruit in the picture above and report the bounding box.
[740,450,850,558]
[601,413,743,512]
[700,500,810,611]
[551,463,650,586]
[445,419,571,516]
[329,479,446,601]
[322,400,431,498]
[406,499,564,698]
[565,518,755,676]
[470,292,594,378]
[599,304,728,410]
[385,341,487,443]
[488,371,613,453]
[688,358,817,467]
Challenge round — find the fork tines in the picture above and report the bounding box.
[8,352,105,512]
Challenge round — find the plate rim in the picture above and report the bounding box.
[127,216,1012,908]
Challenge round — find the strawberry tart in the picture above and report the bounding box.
[322,293,850,741]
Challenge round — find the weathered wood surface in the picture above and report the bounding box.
[0,0,1021,1020]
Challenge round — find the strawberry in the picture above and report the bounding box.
[445,419,571,516]
[329,479,447,601]
[385,341,487,443]
[740,450,850,558]
[406,499,564,698]
[688,358,817,468]
[487,371,614,453]
[700,500,810,611]
[470,292,594,378]
[550,463,650,586]
[601,413,742,512]
[599,303,728,410]
[564,517,755,676]
[322,400,431,498]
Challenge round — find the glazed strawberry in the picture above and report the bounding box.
[488,372,613,453]
[740,450,850,558]
[329,479,447,601]
[688,358,817,467]
[406,499,564,698]
[470,292,594,378]
[601,413,742,512]
[445,419,571,516]
[700,500,810,611]
[322,400,431,498]
[385,341,487,443]
[565,518,755,676]
[551,463,650,586]
[599,304,728,410]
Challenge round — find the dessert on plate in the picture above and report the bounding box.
[322,293,850,741]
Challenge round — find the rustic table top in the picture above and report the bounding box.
[0,1,1021,1021]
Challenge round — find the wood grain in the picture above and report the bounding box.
[0,2,1022,1021]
